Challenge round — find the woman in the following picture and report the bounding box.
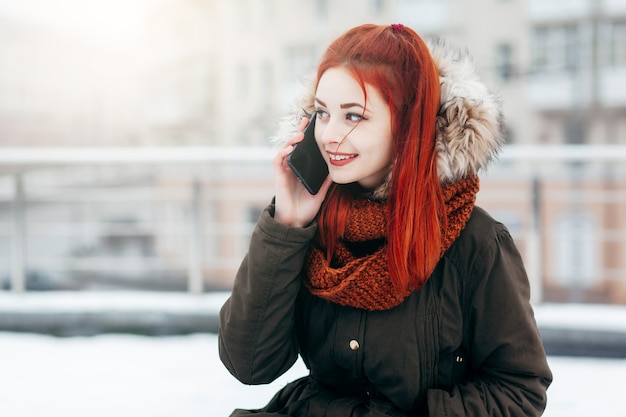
[219,23,552,416]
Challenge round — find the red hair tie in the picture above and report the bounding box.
[391,23,404,33]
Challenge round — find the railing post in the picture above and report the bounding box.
[187,176,204,294]
[11,173,26,292]
[527,174,543,305]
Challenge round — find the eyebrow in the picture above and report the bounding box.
[315,97,365,110]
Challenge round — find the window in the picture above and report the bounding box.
[563,27,580,72]
[606,21,626,67]
[532,27,549,71]
[495,43,514,81]
[531,25,580,74]
[553,210,597,287]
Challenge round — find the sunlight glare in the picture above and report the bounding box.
[0,0,153,44]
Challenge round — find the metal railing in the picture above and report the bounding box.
[0,147,275,294]
[1,145,625,303]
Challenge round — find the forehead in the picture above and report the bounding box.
[316,67,385,108]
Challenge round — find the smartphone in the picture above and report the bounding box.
[286,114,329,195]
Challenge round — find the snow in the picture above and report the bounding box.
[534,303,626,332]
[0,292,625,416]
[0,332,623,417]
[0,332,306,417]
[546,356,626,417]
[0,291,229,315]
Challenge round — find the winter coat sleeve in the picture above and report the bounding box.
[427,223,552,417]
[218,203,317,385]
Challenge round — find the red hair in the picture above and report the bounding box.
[315,24,444,291]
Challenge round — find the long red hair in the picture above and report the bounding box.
[315,24,444,292]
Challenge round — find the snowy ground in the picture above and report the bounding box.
[0,332,625,417]
[1,292,626,416]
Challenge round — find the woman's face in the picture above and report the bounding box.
[314,67,393,190]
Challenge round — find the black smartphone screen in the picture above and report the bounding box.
[286,114,329,195]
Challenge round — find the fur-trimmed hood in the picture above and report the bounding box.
[274,39,504,195]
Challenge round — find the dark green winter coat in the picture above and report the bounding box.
[219,204,552,416]
[219,37,552,417]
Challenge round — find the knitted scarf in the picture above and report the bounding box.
[303,175,480,311]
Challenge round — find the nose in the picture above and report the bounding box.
[318,118,346,149]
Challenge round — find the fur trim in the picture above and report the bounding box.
[272,40,504,193]
[430,39,504,183]
[271,76,316,146]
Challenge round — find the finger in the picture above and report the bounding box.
[276,144,294,158]
[286,132,304,146]
[298,117,310,132]
[272,147,288,167]
[272,145,296,171]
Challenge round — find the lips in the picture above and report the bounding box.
[327,151,357,166]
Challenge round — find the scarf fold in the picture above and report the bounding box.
[303,175,480,311]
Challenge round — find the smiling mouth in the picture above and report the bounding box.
[328,152,357,161]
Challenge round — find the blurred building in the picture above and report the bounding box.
[1,0,625,303]
[0,17,143,147]
[148,0,626,302]
[133,0,626,148]
[193,0,530,147]
[524,0,626,303]
[1,0,625,147]
[137,0,217,146]
[529,0,626,145]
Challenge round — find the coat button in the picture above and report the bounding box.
[349,339,360,351]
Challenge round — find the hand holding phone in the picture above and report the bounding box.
[286,114,329,195]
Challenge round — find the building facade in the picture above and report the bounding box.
[3,0,625,148]
[1,0,625,302]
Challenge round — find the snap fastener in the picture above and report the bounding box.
[349,339,360,351]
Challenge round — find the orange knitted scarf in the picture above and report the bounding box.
[303,175,480,311]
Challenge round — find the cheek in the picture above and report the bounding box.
[375,132,394,161]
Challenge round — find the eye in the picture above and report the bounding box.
[314,109,329,121]
[346,113,366,122]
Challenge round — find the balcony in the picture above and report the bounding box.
[529,67,626,110]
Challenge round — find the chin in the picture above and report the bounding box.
[328,174,355,185]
